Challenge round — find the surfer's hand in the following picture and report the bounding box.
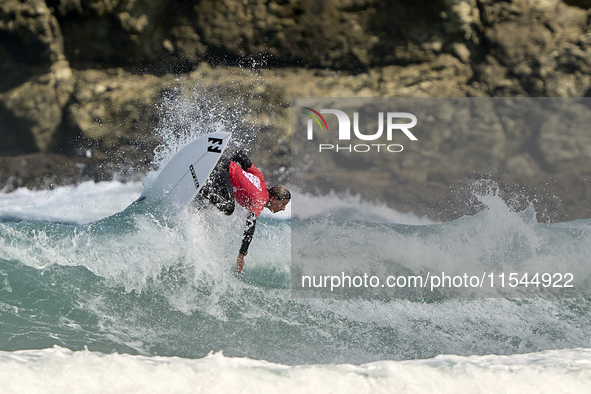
[236,254,245,274]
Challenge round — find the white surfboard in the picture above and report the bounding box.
[136,132,231,216]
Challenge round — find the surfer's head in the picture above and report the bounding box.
[267,185,291,213]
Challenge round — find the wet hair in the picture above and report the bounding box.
[268,184,291,200]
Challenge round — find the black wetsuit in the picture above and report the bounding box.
[197,150,258,255]
[198,150,253,215]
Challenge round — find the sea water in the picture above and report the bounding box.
[2,89,591,392]
[1,179,591,393]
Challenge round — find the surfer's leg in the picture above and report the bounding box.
[198,157,235,215]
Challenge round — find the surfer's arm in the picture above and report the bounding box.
[236,212,257,274]
[239,212,257,255]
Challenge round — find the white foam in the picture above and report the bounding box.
[0,181,142,224]
[0,346,590,394]
[292,190,433,225]
[0,181,435,224]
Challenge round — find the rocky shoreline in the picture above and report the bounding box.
[1,0,591,222]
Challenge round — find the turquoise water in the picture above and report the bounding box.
[1,183,591,368]
[0,179,591,392]
[1,100,591,390]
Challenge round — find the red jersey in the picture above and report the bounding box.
[229,162,269,217]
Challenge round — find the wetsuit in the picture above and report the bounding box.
[198,150,269,256]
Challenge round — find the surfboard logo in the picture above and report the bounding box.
[207,137,223,153]
[189,164,200,189]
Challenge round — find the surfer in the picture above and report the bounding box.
[197,150,290,274]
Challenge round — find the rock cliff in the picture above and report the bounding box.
[1,0,590,221]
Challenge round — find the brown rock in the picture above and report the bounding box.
[0,60,74,154]
[0,0,65,91]
[0,0,590,224]
[0,153,112,192]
